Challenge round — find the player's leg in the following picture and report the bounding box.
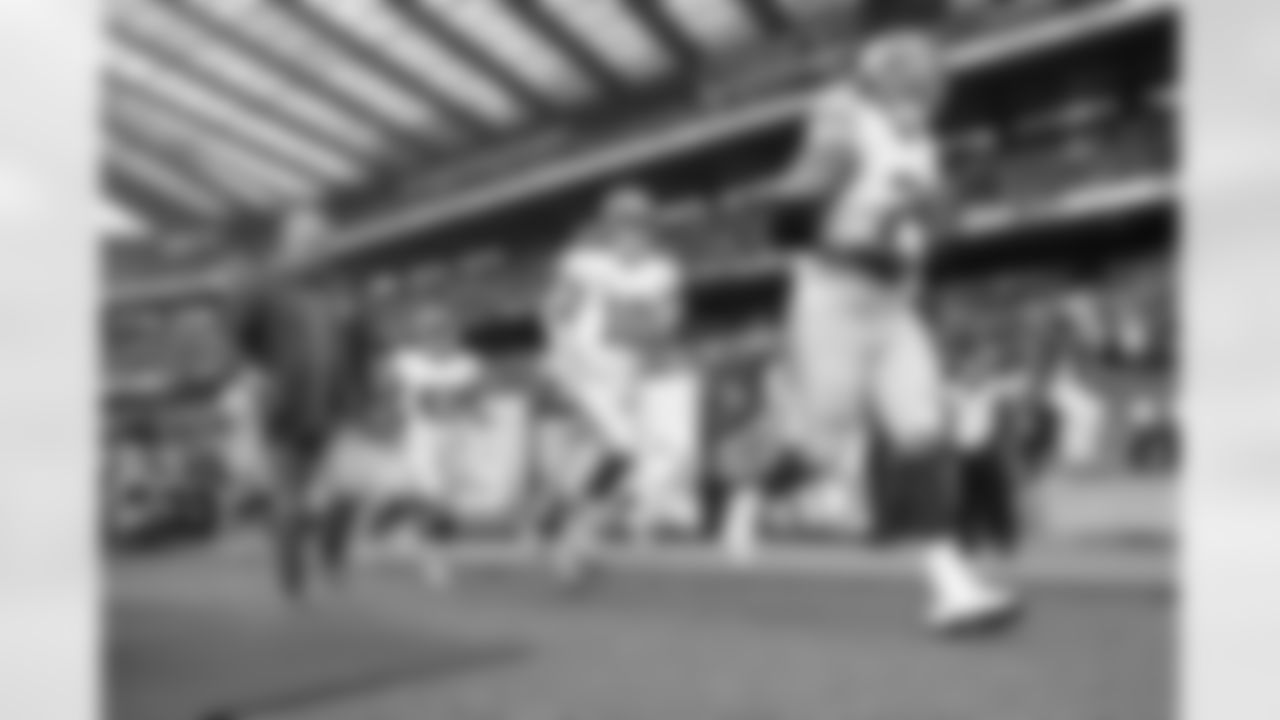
[360,487,402,565]
[971,446,1021,555]
[717,363,814,562]
[217,427,270,536]
[329,424,409,583]
[404,494,456,588]
[523,389,607,576]
[300,430,360,590]
[269,433,325,603]
[231,434,279,533]
[360,487,447,587]
[784,264,883,525]
[401,422,456,587]
[712,424,769,563]
[537,357,637,582]
[366,494,409,565]
[326,433,383,568]
[951,395,1025,557]
[873,313,1021,633]
[629,364,703,538]
[314,486,359,585]
[548,438,628,584]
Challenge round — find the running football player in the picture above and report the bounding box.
[537,187,698,580]
[376,304,487,587]
[753,11,1022,633]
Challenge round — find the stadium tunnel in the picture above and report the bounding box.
[98,0,1181,477]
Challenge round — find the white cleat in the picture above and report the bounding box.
[929,590,1025,639]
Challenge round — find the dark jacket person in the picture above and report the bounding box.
[233,260,378,600]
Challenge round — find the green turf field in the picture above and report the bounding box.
[108,539,1172,720]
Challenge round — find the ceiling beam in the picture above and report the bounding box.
[109,120,248,209]
[385,0,555,117]
[275,0,490,139]
[165,0,422,151]
[621,0,704,69]
[735,0,794,34]
[504,0,629,95]
[105,165,210,229]
[114,24,372,164]
[109,77,335,186]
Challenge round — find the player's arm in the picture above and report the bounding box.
[888,176,954,299]
[773,89,857,201]
[755,89,859,243]
[541,244,590,329]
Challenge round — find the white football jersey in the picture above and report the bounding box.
[952,383,1001,450]
[806,84,943,250]
[551,243,681,355]
[386,348,483,419]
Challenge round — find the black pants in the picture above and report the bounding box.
[270,431,352,600]
[954,448,1021,553]
[864,438,1023,551]
[864,441,955,544]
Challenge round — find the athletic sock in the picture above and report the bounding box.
[921,540,999,613]
[553,505,603,580]
[722,489,762,562]
[882,444,1011,621]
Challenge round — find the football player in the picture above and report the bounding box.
[752,11,1022,633]
[538,186,700,579]
[212,358,274,530]
[235,225,379,603]
[374,304,487,587]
